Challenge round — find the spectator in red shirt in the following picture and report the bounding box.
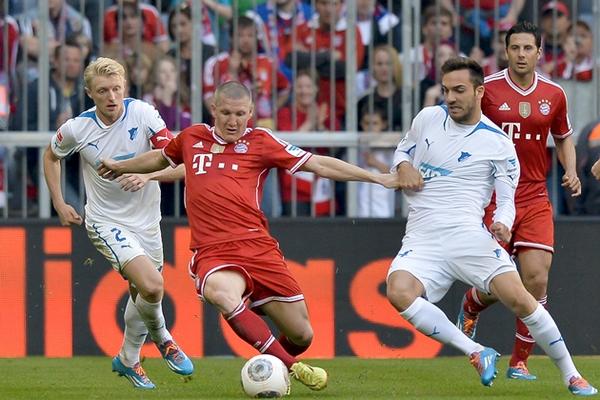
[276,70,340,216]
[285,0,365,124]
[539,1,572,78]
[103,0,169,62]
[560,20,593,81]
[203,15,290,128]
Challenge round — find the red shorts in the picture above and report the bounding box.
[484,200,554,254]
[188,236,304,309]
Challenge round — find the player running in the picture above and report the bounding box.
[43,57,192,389]
[456,21,582,382]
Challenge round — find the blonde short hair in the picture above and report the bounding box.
[84,57,126,89]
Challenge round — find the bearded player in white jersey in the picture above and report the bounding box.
[42,57,193,389]
[385,57,596,396]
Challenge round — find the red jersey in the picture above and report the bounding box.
[482,69,571,204]
[104,4,168,44]
[295,18,364,120]
[162,124,312,249]
[203,52,290,119]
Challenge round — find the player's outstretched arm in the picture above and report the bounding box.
[97,149,170,180]
[43,145,83,226]
[300,154,401,189]
[116,165,186,192]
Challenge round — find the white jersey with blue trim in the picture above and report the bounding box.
[50,98,167,230]
[393,105,520,233]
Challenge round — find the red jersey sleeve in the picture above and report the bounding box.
[551,90,572,139]
[150,128,174,149]
[259,128,312,173]
[162,131,185,167]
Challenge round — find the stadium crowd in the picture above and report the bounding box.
[0,0,599,217]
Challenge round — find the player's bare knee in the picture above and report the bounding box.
[503,289,537,318]
[288,326,313,346]
[136,275,164,302]
[386,282,418,312]
[204,287,241,314]
[522,274,548,299]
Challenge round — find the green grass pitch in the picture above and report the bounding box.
[0,356,598,399]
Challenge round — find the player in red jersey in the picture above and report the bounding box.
[456,21,584,382]
[98,81,401,391]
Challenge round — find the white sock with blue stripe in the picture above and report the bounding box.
[521,304,579,385]
[401,297,484,356]
[134,294,172,345]
[119,296,147,367]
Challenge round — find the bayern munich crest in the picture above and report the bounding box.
[538,99,551,116]
[234,140,249,153]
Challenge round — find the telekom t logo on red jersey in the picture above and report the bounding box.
[192,153,213,175]
[192,153,240,175]
[501,122,542,141]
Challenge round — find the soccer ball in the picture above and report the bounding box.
[241,354,290,398]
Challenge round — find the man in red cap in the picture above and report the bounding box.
[539,1,572,77]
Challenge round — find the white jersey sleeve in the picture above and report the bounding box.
[391,110,424,171]
[491,144,520,229]
[51,119,81,159]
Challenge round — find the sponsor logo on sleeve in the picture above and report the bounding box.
[284,144,304,157]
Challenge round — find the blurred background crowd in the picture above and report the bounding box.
[0,0,599,218]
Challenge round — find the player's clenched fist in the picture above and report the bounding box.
[396,161,424,191]
[97,158,122,180]
[490,222,511,243]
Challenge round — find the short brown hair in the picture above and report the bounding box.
[441,57,484,88]
[422,5,453,26]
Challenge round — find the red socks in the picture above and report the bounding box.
[225,302,296,368]
[278,334,310,356]
[463,287,489,314]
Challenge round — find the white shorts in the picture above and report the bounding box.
[86,220,163,275]
[387,225,516,303]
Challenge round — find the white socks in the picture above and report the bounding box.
[119,296,148,367]
[521,304,579,385]
[134,294,172,345]
[401,297,483,356]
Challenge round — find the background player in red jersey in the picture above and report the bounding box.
[457,21,582,381]
[98,81,401,391]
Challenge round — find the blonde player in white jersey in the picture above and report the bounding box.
[385,57,597,396]
[42,57,193,389]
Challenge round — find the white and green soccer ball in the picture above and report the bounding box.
[241,354,290,398]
